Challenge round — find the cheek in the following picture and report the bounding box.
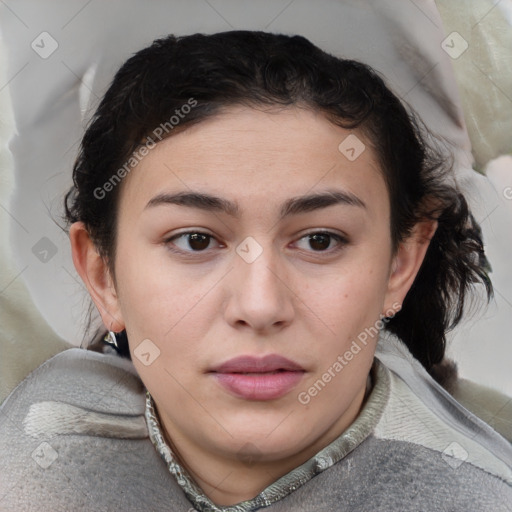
[305,258,391,339]
[113,241,198,341]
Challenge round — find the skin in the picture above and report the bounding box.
[70,105,436,506]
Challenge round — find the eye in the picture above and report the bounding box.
[164,231,220,253]
[164,230,348,256]
[295,231,348,253]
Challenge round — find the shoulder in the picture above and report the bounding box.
[0,347,148,443]
[375,360,512,471]
[1,347,146,421]
[0,348,191,511]
[370,335,512,506]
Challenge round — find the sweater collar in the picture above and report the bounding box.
[145,358,390,512]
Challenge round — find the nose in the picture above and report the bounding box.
[224,240,295,334]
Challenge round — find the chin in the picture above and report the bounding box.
[215,419,313,460]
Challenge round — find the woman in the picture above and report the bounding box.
[0,30,510,511]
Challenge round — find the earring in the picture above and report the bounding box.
[103,330,119,350]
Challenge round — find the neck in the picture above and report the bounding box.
[156,382,369,507]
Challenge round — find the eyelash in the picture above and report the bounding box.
[163,230,349,257]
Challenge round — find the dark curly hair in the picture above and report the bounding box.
[63,30,493,381]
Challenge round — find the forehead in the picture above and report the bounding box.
[120,105,387,217]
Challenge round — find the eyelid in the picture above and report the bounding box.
[164,229,349,256]
[294,230,349,253]
[299,229,349,242]
[163,230,222,254]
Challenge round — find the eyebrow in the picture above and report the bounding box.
[144,188,366,219]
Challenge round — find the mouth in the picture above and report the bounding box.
[209,355,306,401]
[210,354,305,374]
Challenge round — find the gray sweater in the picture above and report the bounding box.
[1,334,511,511]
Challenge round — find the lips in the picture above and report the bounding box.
[211,355,305,374]
[209,355,306,401]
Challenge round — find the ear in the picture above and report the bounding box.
[383,219,438,313]
[69,222,125,332]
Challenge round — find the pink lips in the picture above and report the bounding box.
[209,355,305,401]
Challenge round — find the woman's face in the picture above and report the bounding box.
[82,105,422,484]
